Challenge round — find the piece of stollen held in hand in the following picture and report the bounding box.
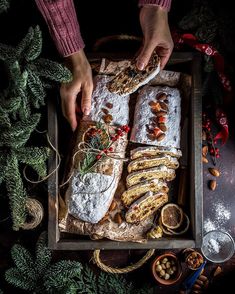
[107,51,160,96]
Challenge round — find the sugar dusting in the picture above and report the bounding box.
[204,202,231,233]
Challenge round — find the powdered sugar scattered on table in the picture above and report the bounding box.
[204,201,231,233]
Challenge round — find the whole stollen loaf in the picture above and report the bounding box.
[67,121,128,224]
[130,85,181,148]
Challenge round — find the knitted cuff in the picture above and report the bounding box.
[138,0,172,11]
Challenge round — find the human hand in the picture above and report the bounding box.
[60,49,93,131]
[136,5,174,70]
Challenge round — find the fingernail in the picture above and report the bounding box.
[84,108,90,115]
[137,61,145,71]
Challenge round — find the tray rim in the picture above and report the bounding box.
[47,51,203,250]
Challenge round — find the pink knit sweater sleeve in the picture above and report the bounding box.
[35,0,85,57]
[35,0,171,57]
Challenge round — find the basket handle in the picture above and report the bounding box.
[92,249,155,274]
[92,34,142,52]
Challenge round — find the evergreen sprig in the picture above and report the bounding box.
[0,25,72,230]
[0,0,10,14]
[5,232,154,294]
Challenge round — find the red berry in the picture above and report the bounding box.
[215,148,219,152]
[103,149,108,154]
[108,147,113,152]
[210,150,215,155]
[96,154,102,160]
[216,154,220,158]
[207,127,211,131]
[214,140,217,144]
[111,136,117,142]
[117,130,123,136]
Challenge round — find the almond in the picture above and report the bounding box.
[202,156,208,163]
[102,114,113,124]
[213,266,222,277]
[156,111,167,117]
[209,180,217,191]
[202,145,208,157]
[102,108,109,115]
[157,133,166,141]
[202,130,207,141]
[106,102,113,109]
[159,101,169,112]
[198,275,208,282]
[109,200,117,211]
[208,168,220,177]
[149,101,161,112]
[159,123,167,132]
[113,212,122,224]
[156,93,167,101]
[99,214,109,224]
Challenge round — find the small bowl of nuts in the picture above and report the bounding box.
[151,252,182,285]
[183,249,204,270]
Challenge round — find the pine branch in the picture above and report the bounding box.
[29,58,72,83]
[16,146,50,178]
[0,43,15,61]
[0,0,10,14]
[5,153,27,230]
[15,27,34,60]
[27,69,46,108]
[43,260,83,292]
[5,268,36,291]
[0,154,7,185]
[25,26,42,62]
[35,231,52,274]
[0,113,40,148]
[0,95,22,115]
[76,264,98,294]
[10,244,36,276]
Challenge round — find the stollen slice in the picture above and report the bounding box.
[127,154,179,173]
[126,165,176,187]
[125,191,168,223]
[130,146,182,160]
[121,179,169,207]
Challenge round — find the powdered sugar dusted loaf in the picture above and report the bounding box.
[68,167,119,224]
[88,75,130,126]
[130,86,181,148]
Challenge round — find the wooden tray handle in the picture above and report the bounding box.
[93,34,142,52]
[92,249,155,274]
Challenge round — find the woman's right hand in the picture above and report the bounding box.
[60,49,93,131]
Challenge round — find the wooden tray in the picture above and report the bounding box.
[47,52,202,250]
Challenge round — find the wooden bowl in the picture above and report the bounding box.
[151,252,182,285]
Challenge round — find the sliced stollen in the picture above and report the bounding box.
[130,146,182,160]
[125,191,168,223]
[88,75,130,126]
[127,154,179,173]
[106,51,160,96]
[130,85,181,148]
[126,165,176,187]
[121,179,169,207]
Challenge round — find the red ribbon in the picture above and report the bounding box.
[173,32,231,144]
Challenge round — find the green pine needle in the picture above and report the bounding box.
[25,26,42,62]
[0,0,10,13]
[5,153,27,230]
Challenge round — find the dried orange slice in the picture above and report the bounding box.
[160,203,183,229]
